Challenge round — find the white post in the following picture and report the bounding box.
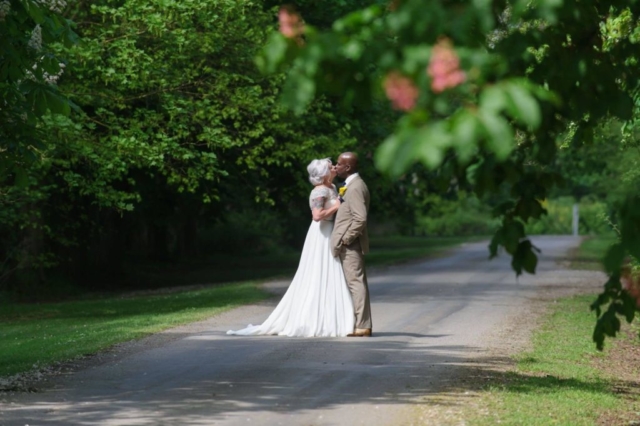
[572,203,579,236]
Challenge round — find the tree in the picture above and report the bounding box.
[258,0,640,348]
[0,0,77,177]
[0,0,78,285]
[0,0,409,295]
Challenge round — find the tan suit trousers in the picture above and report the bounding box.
[339,238,372,330]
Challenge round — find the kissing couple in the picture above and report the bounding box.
[228,152,372,338]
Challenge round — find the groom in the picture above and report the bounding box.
[331,152,372,337]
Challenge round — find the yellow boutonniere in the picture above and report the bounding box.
[339,186,347,197]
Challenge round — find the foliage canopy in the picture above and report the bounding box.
[3,0,640,349]
[259,0,640,348]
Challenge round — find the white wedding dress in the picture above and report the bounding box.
[227,185,355,337]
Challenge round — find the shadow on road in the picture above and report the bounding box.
[3,335,628,425]
[2,235,604,425]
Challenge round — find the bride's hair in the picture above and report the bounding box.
[307,158,331,185]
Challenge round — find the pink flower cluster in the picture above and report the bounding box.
[278,7,304,41]
[427,38,466,93]
[622,272,640,308]
[383,71,419,111]
[388,0,401,11]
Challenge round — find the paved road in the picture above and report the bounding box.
[1,236,584,426]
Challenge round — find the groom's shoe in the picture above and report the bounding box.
[347,328,372,337]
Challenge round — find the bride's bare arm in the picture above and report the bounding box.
[311,197,341,221]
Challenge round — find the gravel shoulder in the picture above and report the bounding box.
[412,265,606,425]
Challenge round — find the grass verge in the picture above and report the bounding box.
[111,236,486,294]
[0,282,269,378]
[467,235,639,425]
[153,236,486,285]
[368,235,486,267]
[473,295,624,425]
[1,235,481,379]
[570,234,617,271]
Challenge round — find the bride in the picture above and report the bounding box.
[227,158,355,337]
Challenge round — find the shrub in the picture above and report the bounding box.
[525,196,610,235]
[415,192,500,237]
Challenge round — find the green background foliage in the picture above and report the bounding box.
[0,0,411,298]
[2,0,640,349]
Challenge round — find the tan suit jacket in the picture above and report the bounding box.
[331,175,370,257]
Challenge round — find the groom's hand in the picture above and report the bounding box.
[332,241,342,258]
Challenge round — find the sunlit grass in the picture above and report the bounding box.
[471,295,623,425]
[470,234,637,424]
[0,282,269,377]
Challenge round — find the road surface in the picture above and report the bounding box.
[1,236,591,425]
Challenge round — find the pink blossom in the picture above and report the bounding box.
[278,7,304,40]
[383,71,419,111]
[427,38,466,93]
[388,0,401,11]
[622,272,640,308]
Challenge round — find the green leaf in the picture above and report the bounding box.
[503,220,524,254]
[504,82,541,129]
[537,0,562,25]
[510,240,538,275]
[603,243,624,274]
[256,33,288,74]
[511,0,529,17]
[403,45,431,73]
[529,85,561,106]
[25,1,46,24]
[479,85,508,113]
[492,200,515,216]
[342,40,364,60]
[593,316,606,351]
[620,293,636,323]
[515,198,545,222]
[522,243,538,274]
[452,110,480,163]
[14,168,29,188]
[478,111,514,160]
[466,162,480,186]
[62,24,80,48]
[374,134,402,175]
[44,89,71,115]
[472,0,495,32]
[41,56,61,75]
[601,307,621,338]
[590,292,610,317]
[282,73,316,115]
[415,123,452,169]
[33,88,49,116]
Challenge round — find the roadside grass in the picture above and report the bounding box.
[570,234,617,271]
[468,235,639,425]
[474,295,621,425]
[0,235,481,379]
[0,282,269,378]
[121,236,487,292]
[368,235,486,267]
